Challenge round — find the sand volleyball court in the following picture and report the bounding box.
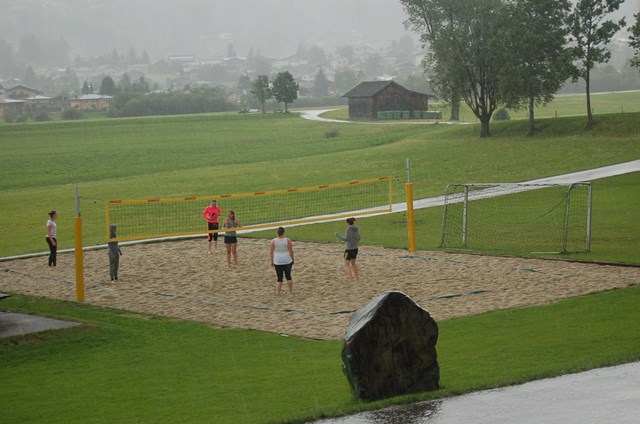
[1,238,638,340]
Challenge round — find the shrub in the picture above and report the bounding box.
[62,106,83,120]
[324,129,340,138]
[494,108,511,121]
[3,111,16,123]
[34,110,50,121]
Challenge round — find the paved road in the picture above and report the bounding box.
[313,362,640,424]
[299,109,472,125]
[398,159,640,212]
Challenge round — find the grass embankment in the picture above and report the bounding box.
[322,90,640,121]
[1,109,639,262]
[1,286,639,423]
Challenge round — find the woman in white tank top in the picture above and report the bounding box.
[46,210,58,267]
[269,227,295,294]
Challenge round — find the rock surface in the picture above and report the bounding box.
[341,291,439,401]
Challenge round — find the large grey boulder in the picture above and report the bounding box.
[341,291,439,401]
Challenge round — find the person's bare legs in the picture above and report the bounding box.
[276,282,283,295]
[231,243,238,267]
[286,280,293,294]
[225,243,232,267]
[344,259,353,282]
[213,239,218,253]
[351,259,359,281]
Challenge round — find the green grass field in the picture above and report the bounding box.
[1,95,640,423]
[1,97,639,259]
[1,286,639,423]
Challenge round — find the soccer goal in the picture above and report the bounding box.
[439,182,592,254]
[105,177,393,242]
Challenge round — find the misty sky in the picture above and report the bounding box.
[0,0,411,60]
[0,0,638,61]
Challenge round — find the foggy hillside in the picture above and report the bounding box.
[0,0,411,60]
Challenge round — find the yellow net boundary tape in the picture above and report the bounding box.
[106,176,392,242]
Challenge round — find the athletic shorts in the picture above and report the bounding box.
[207,222,219,241]
[344,249,358,261]
[224,235,238,244]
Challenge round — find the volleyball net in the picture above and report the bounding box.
[105,176,393,242]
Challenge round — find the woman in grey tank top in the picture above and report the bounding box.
[222,210,241,268]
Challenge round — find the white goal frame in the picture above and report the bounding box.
[439,182,592,254]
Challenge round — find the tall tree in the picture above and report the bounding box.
[312,68,330,97]
[629,11,640,69]
[237,74,253,110]
[119,73,132,92]
[401,0,462,121]
[334,68,359,95]
[405,0,507,137]
[23,65,38,88]
[82,80,91,95]
[271,71,299,113]
[569,0,626,128]
[100,76,117,95]
[251,74,271,113]
[498,0,573,134]
[306,46,328,66]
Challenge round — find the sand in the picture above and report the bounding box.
[1,238,638,340]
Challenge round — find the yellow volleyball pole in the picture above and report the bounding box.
[74,186,85,302]
[405,159,417,253]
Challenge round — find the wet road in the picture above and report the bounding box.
[313,362,640,424]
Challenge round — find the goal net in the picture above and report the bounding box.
[105,177,392,242]
[439,182,592,254]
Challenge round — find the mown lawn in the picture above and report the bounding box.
[1,285,639,423]
[1,110,639,259]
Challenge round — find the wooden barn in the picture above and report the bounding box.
[342,80,432,120]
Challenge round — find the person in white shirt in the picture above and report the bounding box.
[269,227,295,295]
[46,211,58,267]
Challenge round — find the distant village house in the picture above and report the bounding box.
[6,85,42,100]
[68,94,113,111]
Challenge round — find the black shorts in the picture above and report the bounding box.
[274,263,293,282]
[207,222,219,241]
[224,235,238,244]
[344,249,358,261]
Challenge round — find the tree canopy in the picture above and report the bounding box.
[629,11,640,69]
[569,0,626,128]
[251,75,272,113]
[497,0,573,134]
[312,69,330,97]
[402,0,627,136]
[271,71,299,113]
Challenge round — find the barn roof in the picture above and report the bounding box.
[342,80,432,98]
[342,81,395,98]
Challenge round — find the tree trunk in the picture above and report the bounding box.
[480,114,491,138]
[528,97,535,135]
[284,102,289,113]
[450,95,460,121]
[585,74,594,129]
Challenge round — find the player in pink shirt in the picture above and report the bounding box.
[202,199,222,253]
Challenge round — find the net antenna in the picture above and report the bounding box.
[439,182,592,254]
[106,177,393,243]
